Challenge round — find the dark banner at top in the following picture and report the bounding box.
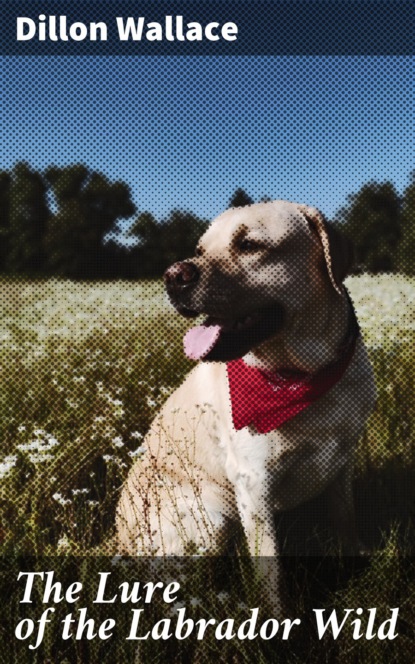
[1,1,415,55]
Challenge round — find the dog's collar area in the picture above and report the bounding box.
[265,290,360,381]
[227,292,360,434]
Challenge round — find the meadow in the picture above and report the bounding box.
[0,274,414,663]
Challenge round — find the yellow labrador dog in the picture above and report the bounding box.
[116,200,375,606]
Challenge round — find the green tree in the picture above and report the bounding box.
[336,182,401,273]
[160,210,208,267]
[228,188,254,208]
[44,165,135,278]
[129,210,208,276]
[0,171,11,271]
[128,211,164,276]
[398,172,415,275]
[7,163,49,274]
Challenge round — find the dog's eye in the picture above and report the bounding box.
[239,238,260,252]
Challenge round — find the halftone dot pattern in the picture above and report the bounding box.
[1,54,415,663]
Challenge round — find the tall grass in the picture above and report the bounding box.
[0,274,414,662]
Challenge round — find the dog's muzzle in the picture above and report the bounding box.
[164,260,285,362]
[164,261,201,317]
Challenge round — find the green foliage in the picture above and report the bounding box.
[128,211,165,276]
[44,166,136,278]
[160,210,208,266]
[0,163,138,279]
[1,163,415,280]
[6,163,50,274]
[0,279,191,553]
[0,163,212,279]
[129,209,208,276]
[0,170,11,270]
[336,181,401,273]
[398,172,415,275]
[228,187,254,208]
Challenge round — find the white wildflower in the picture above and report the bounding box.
[217,592,230,603]
[52,493,72,506]
[170,601,186,615]
[44,437,59,448]
[17,441,41,452]
[128,446,147,458]
[57,535,71,552]
[29,453,54,464]
[0,455,17,479]
[196,547,208,555]
[190,597,202,608]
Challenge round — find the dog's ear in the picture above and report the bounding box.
[298,205,354,296]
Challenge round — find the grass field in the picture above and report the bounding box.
[0,274,415,662]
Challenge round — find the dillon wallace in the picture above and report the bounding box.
[16,15,238,42]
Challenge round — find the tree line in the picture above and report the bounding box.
[0,163,414,279]
[0,163,210,279]
[335,178,414,275]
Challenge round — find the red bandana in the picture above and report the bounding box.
[227,333,358,434]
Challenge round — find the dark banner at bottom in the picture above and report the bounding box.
[1,555,414,663]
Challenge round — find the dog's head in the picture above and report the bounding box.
[164,200,353,362]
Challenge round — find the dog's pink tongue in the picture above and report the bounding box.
[184,324,222,360]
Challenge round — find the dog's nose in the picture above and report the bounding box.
[164,261,200,291]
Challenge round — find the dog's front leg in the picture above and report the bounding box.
[234,477,283,614]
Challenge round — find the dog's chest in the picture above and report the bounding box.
[190,361,361,508]
[216,411,352,512]
[222,428,271,489]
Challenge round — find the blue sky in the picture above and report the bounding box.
[1,56,414,225]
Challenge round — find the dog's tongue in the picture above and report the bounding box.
[184,324,222,360]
